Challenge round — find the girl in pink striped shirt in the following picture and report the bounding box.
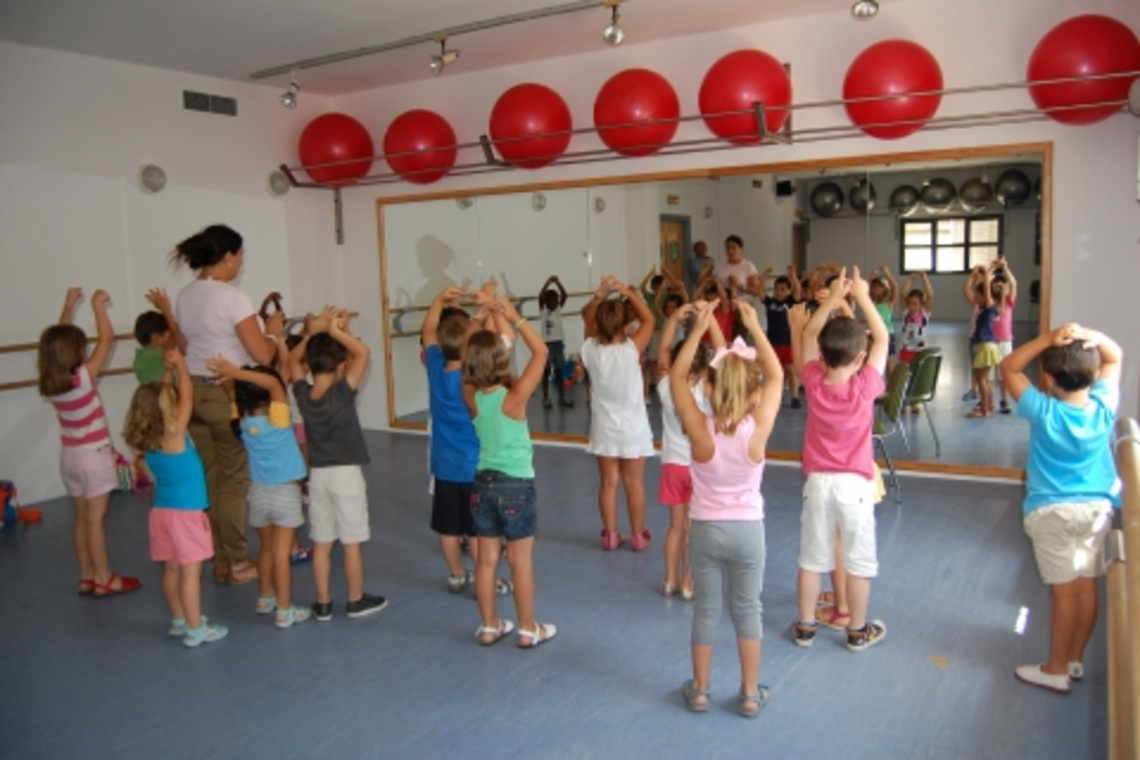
[38,288,141,597]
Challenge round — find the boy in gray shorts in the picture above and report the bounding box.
[290,310,386,621]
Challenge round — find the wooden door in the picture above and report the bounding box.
[659,216,689,285]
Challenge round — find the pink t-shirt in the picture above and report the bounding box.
[801,360,885,481]
[49,366,110,450]
[690,415,765,522]
[992,298,1016,342]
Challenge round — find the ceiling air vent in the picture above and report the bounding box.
[183,90,238,117]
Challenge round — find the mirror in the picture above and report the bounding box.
[379,143,1049,478]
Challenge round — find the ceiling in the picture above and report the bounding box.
[0,0,876,95]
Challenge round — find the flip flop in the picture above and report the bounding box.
[474,619,515,646]
[517,622,557,649]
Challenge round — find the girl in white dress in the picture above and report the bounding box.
[581,276,656,551]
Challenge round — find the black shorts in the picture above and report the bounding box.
[431,479,474,537]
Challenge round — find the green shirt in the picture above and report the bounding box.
[874,302,893,330]
[133,346,166,385]
[473,387,534,479]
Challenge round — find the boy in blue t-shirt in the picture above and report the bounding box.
[423,286,507,595]
[1001,323,1121,694]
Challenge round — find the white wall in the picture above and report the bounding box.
[331,0,1140,432]
[0,42,337,503]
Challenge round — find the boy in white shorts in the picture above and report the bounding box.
[788,267,888,652]
[290,310,387,622]
[1001,323,1120,693]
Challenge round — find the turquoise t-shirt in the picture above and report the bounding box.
[241,402,307,485]
[145,435,208,510]
[1018,380,1120,513]
[473,387,534,479]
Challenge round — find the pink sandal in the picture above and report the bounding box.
[92,574,142,597]
[816,607,851,630]
[601,530,625,551]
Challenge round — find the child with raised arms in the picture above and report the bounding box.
[124,350,225,645]
[464,298,556,647]
[789,267,889,652]
[581,275,656,551]
[673,299,782,717]
[207,343,312,629]
[39,287,141,597]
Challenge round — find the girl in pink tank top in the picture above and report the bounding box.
[670,299,784,718]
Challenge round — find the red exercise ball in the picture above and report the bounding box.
[298,113,374,186]
[1027,15,1140,125]
[844,40,943,139]
[594,68,680,157]
[489,83,572,169]
[699,50,792,145]
[383,110,457,185]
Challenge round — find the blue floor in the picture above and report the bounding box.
[0,430,1104,759]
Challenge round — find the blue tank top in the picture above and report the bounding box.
[145,435,208,510]
[973,306,997,342]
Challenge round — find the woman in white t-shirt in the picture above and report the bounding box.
[173,225,283,585]
[715,235,760,305]
[581,275,656,552]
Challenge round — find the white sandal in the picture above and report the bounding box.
[517,622,557,649]
[474,619,514,646]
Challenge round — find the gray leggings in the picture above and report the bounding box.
[690,520,766,647]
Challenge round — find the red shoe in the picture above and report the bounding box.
[600,530,625,551]
[92,574,142,597]
[630,530,652,552]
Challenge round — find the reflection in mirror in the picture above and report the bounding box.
[381,146,1047,477]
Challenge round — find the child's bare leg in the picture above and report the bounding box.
[979,370,994,414]
[180,561,203,629]
[596,457,620,533]
[664,504,685,587]
[256,526,274,600]
[691,644,713,698]
[163,560,184,620]
[785,363,799,401]
[343,542,364,601]
[83,492,112,584]
[72,496,94,579]
[738,638,762,696]
[620,457,647,535]
[272,526,295,608]
[846,574,872,631]
[831,531,849,614]
[475,536,505,641]
[505,536,536,631]
[1043,578,1091,674]
[440,535,466,578]
[312,541,334,603]
[797,569,823,623]
[1068,577,1099,665]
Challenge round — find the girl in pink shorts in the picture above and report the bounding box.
[654,303,714,599]
[125,350,227,647]
[39,287,140,597]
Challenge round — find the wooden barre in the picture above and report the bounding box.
[0,332,136,356]
[0,367,135,394]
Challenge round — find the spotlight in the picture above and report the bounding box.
[602,4,624,45]
[280,69,300,109]
[851,0,879,18]
[429,38,460,76]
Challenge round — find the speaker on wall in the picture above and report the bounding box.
[776,179,795,197]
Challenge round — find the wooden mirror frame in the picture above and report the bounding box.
[377,141,1052,480]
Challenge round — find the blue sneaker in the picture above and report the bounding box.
[183,622,228,648]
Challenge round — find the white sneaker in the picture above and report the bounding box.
[1068,661,1084,681]
[1015,664,1071,694]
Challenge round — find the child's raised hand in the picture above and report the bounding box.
[827,269,851,301]
[205,354,238,378]
[850,267,870,300]
[437,285,467,305]
[91,289,111,308]
[163,348,185,368]
[1051,323,1081,347]
[497,297,521,323]
[692,299,718,333]
[737,300,762,333]
[788,302,809,331]
[265,310,286,338]
[669,303,695,323]
[65,287,84,309]
[145,288,171,313]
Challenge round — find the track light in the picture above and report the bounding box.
[429,38,460,76]
[603,4,624,46]
[851,0,879,18]
[280,69,300,109]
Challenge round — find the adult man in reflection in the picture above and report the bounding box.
[686,240,714,293]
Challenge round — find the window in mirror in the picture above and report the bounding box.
[901,216,1004,273]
